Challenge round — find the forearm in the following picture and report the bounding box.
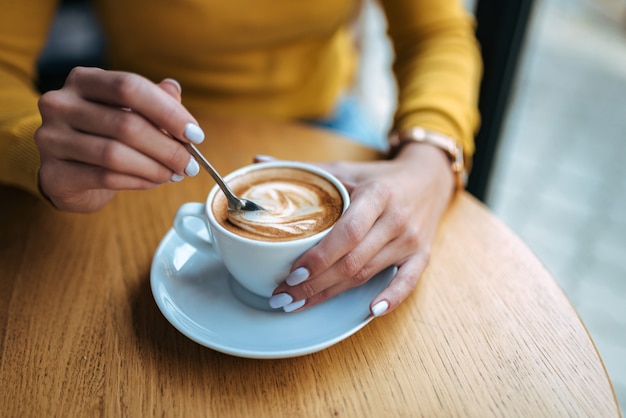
[381,0,482,159]
[0,113,42,197]
[0,72,45,197]
[0,0,58,196]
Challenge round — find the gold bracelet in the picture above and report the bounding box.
[388,127,467,189]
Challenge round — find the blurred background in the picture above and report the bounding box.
[358,0,626,410]
[488,0,626,409]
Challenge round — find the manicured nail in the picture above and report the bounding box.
[286,267,310,286]
[170,173,184,182]
[283,299,306,313]
[162,78,182,94]
[269,293,293,309]
[185,157,200,176]
[255,155,276,162]
[371,300,389,317]
[184,123,205,144]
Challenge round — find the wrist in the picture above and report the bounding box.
[388,127,466,190]
[395,140,455,197]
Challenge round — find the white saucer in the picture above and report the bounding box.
[150,226,396,359]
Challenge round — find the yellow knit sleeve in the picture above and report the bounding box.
[0,1,57,197]
[0,111,43,197]
[380,0,482,159]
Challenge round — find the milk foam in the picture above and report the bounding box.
[228,181,328,238]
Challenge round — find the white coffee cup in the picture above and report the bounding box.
[173,161,350,298]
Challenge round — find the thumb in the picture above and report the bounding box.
[306,161,358,193]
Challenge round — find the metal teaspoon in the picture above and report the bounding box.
[184,143,266,212]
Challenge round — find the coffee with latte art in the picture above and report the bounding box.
[211,167,344,241]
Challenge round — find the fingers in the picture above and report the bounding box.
[40,159,158,213]
[45,128,191,184]
[57,100,195,179]
[64,67,204,144]
[267,147,453,316]
[253,155,277,163]
[369,249,430,316]
[35,69,202,212]
[268,158,443,314]
[271,221,416,313]
[292,180,390,282]
[312,160,369,188]
[270,183,414,311]
[159,78,182,101]
[274,245,430,317]
[43,159,160,193]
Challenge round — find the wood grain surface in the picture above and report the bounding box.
[0,115,620,417]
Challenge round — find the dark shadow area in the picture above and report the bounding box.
[36,0,105,93]
[467,0,535,201]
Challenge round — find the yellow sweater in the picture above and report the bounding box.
[0,0,481,197]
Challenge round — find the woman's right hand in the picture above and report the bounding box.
[35,67,204,213]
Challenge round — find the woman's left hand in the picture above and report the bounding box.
[269,142,456,316]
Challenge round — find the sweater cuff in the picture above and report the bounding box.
[1,113,43,198]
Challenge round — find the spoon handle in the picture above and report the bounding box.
[184,143,241,207]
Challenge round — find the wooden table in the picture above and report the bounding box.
[0,115,620,417]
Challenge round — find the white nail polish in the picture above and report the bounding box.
[170,173,184,182]
[184,123,205,144]
[255,155,276,162]
[283,299,306,313]
[371,300,389,317]
[185,157,200,177]
[269,293,293,309]
[286,267,310,286]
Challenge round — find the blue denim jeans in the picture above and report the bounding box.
[307,95,388,151]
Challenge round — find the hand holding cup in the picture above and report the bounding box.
[173,160,350,299]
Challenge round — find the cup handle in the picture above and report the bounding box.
[173,202,214,251]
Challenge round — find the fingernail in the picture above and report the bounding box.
[371,300,389,317]
[185,157,200,177]
[283,299,306,313]
[184,123,205,144]
[269,293,293,309]
[255,154,276,162]
[170,173,184,182]
[286,267,310,286]
[162,78,182,94]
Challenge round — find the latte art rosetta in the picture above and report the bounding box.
[213,166,344,242]
[228,181,331,238]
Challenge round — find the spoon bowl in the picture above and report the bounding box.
[184,143,266,212]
